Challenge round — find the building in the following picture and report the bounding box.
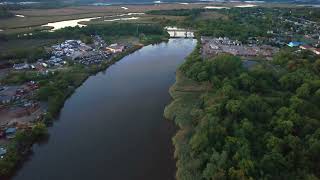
[13,63,30,70]
[299,45,320,55]
[5,127,16,138]
[106,44,125,53]
[0,147,6,158]
[288,41,304,47]
[312,48,320,55]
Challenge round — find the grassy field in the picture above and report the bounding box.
[0,2,299,34]
[0,4,204,33]
[0,38,62,52]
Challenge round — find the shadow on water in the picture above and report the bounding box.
[12,38,197,180]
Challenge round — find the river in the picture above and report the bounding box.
[12,38,197,180]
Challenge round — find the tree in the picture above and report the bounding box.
[225,100,242,115]
[202,149,228,180]
[296,83,310,99]
[211,55,242,78]
[31,123,48,139]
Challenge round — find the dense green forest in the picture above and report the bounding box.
[166,39,320,180]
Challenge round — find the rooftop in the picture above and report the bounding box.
[0,147,6,156]
[5,127,16,134]
[288,41,304,47]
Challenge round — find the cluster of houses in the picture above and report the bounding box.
[201,37,279,59]
[287,41,320,55]
[281,16,320,42]
[269,13,320,47]
[246,8,320,48]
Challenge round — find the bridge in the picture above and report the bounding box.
[165,27,194,38]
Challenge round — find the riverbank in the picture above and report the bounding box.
[164,70,209,127]
[0,32,169,178]
[12,38,196,180]
[164,70,210,179]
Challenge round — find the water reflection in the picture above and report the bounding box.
[104,17,140,22]
[42,17,101,31]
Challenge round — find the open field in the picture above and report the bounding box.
[0,38,62,52]
[0,4,204,32]
[0,2,301,34]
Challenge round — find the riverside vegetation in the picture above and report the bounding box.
[165,35,320,180]
[163,7,320,180]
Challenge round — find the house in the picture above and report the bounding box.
[13,63,30,70]
[5,127,17,138]
[0,147,6,158]
[106,44,125,53]
[288,41,304,47]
